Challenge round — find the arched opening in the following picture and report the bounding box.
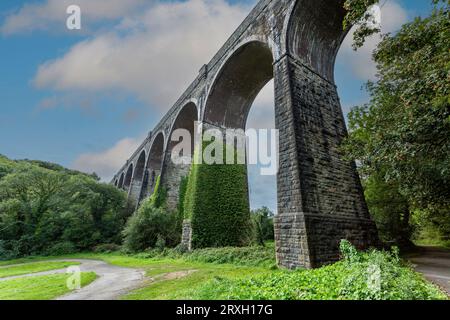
[130,150,146,203]
[287,0,348,82]
[245,80,277,217]
[144,132,165,198]
[186,40,275,248]
[124,164,133,191]
[118,173,124,189]
[204,41,273,129]
[114,179,118,187]
[164,102,198,209]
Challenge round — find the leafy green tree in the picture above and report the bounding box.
[122,198,180,252]
[251,207,275,245]
[343,1,450,245]
[0,156,130,258]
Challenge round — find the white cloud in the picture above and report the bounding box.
[337,1,409,80]
[33,0,250,109]
[246,80,275,130]
[1,0,145,35]
[72,137,141,181]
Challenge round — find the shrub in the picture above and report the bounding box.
[128,243,276,268]
[122,199,180,252]
[93,243,121,253]
[0,156,130,259]
[192,241,447,300]
[44,241,77,256]
[251,207,275,245]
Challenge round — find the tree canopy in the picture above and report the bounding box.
[343,1,450,246]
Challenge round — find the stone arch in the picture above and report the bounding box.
[164,102,199,209]
[118,173,124,189]
[203,40,274,129]
[124,164,133,190]
[167,102,198,160]
[144,131,165,198]
[285,0,349,82]
[129,150,146,203]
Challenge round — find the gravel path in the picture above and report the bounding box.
[0,259,146,300]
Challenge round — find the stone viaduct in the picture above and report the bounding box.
[111,0,379,269]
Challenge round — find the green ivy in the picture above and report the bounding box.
[177,176,189,218]
[183,141,252,248]
[149,175,167,208]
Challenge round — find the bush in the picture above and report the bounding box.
[191,240,447,300]
[0,156,130,259]
[44,241,77,256]
[93,243,121,253]
[251,207,274,245]
[128,243,276,268]
[122,199,180,252]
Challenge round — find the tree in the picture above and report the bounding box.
[251,207,275,246]
[343,1,450,246]
[0,156,130,258]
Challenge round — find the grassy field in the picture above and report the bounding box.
[0,243,447,300]
[0,261,80,278]
[0,272,97,300]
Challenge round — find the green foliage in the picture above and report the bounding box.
[93,243,122,253]
[132,242,276,268]
[343,3,450,245]
[0,155,130,259]
[251,207,275,246]
[411,209,450,247]
[363,171,412,247]
[149,175,167,208]
[122,198,180,252]
[184,141,252,248]
[177,176,189,217]
[343,1,449,49]
[343,0,381,49]
[44,242,77,256]
[192,241,447,300]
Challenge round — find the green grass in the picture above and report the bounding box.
[123,263,270,300]
[0,272,97,300]
[0,261,80,278]
[0,241,446,300]
[190,242,448,300]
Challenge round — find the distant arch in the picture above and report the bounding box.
[164,102,199,209]
[133,150,146,185]
[118,173,124,189]
[124,164,133,190]
[167,102,198,158]
[144,131,165,197]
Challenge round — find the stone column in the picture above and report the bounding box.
[128,179,143,207]
[273,54,379,269]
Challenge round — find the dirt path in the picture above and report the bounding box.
[0,259,146,300]
[408,247,450,295]
[55,259,146,300]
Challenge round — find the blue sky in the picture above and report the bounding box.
[0,0,433,212]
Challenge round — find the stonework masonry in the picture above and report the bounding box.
[111,0,379,269]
